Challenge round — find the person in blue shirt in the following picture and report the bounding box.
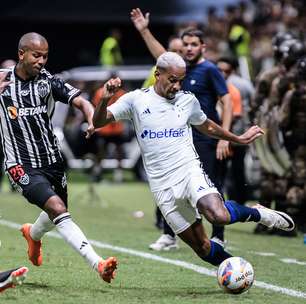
[131,8,233,249]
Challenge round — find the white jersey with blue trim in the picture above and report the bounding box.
[108,86,207,191]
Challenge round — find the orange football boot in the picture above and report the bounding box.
[20,223,42,266]
[97,257,118,283]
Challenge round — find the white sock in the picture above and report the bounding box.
[53,212,101,269]
[30,211,55,241]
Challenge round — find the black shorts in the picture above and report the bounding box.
[6,162,68,209]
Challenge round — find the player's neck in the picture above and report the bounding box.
[153,85,164,98]
[15,63,33,81]
[153,85,173,100]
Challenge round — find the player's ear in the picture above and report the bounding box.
[18,49,25,61]
[154,68,161,80]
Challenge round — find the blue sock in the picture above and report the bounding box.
[224,200,260,224]
[203,240,232,266]
[211,225,224,241]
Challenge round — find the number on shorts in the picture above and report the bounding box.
[8,164,25,182]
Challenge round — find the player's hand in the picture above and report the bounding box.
[102,77,122,100]
[216,140,231,160]
[130,8,150,33]
[0,72,12,94]
[237,125,264,145]
[85,123,95,139]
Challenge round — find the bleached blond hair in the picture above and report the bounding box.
[156,51,186,70]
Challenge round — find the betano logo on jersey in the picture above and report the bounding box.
[141,128,185,139]
[7,105,47,120]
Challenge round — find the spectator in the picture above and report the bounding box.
[99,28,123,66]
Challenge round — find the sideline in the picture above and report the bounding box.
[1,219,305,299]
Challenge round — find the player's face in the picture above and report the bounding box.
[182,35,205,64]
[18,41,49,77]
[155,66,186,100]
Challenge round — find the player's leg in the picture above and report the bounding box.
[155,206,163,230]
[197,193,295,231]
[6,165,54,266]
[189,167,295,232]
[193,141,225,242]
[28,211,55,240]
[155,182,231,266]
[45,163,117,283]
[43,195,117,283]
[12,164,117,282]
[178,220,232,266]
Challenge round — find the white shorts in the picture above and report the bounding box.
[152,168,219,234]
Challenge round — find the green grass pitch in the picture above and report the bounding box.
[0,177,305,303]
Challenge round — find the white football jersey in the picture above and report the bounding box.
[108,86,207,191]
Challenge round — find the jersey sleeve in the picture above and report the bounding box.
[50,76,81,105]
[188,96,207,125]
[208,65,228,97]
[107,91,135,121]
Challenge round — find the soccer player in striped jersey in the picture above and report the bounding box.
[0,33,117,283]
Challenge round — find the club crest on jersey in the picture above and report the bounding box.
[37,80,50,98]
[19,174,30,185]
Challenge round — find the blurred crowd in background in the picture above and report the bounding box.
[1,0,306,236]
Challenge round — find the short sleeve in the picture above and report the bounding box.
[107,91,135,121]
[208,65,228,97]
[51,76,81,104]
[188,96,207,125]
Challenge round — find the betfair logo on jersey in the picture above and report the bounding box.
[140,128,185,139]
[7,105,47,119]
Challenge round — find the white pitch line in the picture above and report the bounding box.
[1,219,306,299]
[249,251,276,257]
[281,258,306,266]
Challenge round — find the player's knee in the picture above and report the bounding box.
[53,205,67,217]
[210,208,228,225]
[44,197,67,220]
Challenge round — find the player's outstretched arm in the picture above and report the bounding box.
[72,95,95,139]
[0,72,12,94]
[130,8,166,59]
[195,119,264,145]
[93,77,121,128]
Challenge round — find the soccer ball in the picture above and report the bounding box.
[217,257,254,294]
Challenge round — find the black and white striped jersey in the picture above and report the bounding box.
[0,66,81,170]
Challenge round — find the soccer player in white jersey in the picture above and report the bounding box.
[0,33,117,283]
[93,52,295,266]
